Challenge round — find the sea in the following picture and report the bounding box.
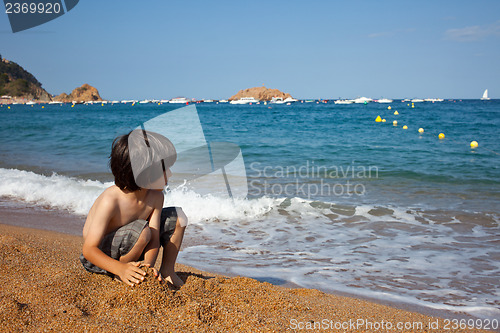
[0,100,499,321]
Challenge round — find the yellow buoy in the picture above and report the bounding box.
[375,115,382,122]
[470,141,478,149]
[403,125,408,129]
[382,119,386,122]
[71,104,74,107]
[388,106,392,110]
[394,111,399,115]
[438,133,445,140]
[8,106,10,109]
[418,128,424,134]
[393,120,398,126]
[42,106,44,108]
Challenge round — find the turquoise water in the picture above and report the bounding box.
[1,101,499,209]
[0,101,499,318]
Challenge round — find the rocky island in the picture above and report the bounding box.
[229,86,294,101]
[54,84,103,103]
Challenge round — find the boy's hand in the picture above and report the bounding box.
[139,264,163,282]
[117,261,146,287]
[152,267,163,283]
[142,263,163,283]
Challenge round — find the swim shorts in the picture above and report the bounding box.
[79,206,179,276]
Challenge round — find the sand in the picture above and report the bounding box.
[0,223,495,332]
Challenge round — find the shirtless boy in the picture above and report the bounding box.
[80,130,187,287]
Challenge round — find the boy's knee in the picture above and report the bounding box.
[177,209,188,228]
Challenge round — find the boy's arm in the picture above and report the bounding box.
[142,192,164,268]
[82,196,146,286]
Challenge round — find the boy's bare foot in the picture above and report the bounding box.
[161,270,184,287]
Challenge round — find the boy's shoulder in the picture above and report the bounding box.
[146,189,165,207]
[101,185,122,200]
[102,185,163,205]
[93,185,121,209]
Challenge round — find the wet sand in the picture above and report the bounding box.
[0,217,494,332]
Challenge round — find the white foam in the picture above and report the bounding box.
[354,204,376,219]
[0,168,110,215]
[164,187,279,223]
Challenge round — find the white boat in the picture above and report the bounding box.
[218,99,229,103]
[26,101,36,105]
[334,99,354,104]
[270,97,286,104]
[284,97,299,103]
[48,101,63,105]
[139,100,151,104]
[169,97,190,104]
[203,99,214,103]
[229,97,260,104]
[411,99,424,103]
[481,89,490,100]
[424,98,444,102]
[376,98,393,103]
[353,97,372,104]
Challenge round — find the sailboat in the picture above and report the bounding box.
[481,89,490,100]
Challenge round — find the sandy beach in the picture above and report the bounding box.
[0,206,495,333]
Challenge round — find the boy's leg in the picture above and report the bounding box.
[80,219,150,276]
[159,207,187,287]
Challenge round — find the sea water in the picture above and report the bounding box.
[0,101,499,319]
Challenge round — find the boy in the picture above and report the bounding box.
[80,129,187,287]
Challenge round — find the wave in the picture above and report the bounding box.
[0,168,280,222]
[1,167,498,227]
[0,168,111,215]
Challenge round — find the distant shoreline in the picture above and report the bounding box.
[1,97,496,105]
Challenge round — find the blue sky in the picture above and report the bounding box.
[1,0,499,100]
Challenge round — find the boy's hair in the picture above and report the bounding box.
[110,132,140,191]
[110,130,177,191]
